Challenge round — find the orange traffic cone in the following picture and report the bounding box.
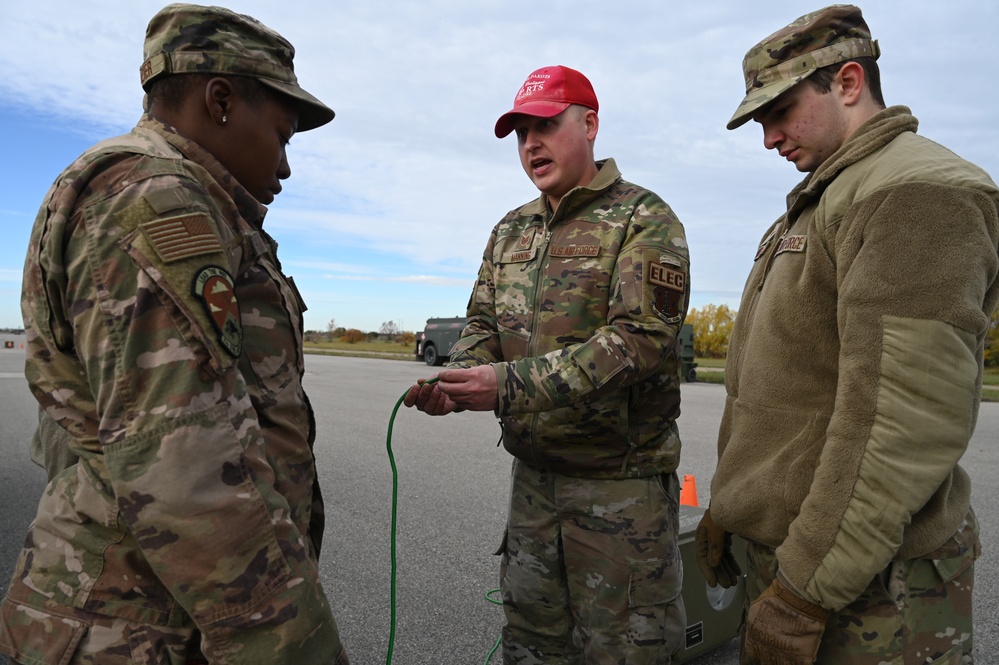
[680,474,698,507]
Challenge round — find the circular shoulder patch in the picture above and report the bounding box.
[192,266,243,357]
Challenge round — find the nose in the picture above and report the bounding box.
[520,127,541,150]
[762,123,783,152]
[277,149,291,180]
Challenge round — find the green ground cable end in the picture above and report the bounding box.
[385,377,501,665]
[385,377,439,664]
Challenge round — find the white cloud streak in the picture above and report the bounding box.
[1,0,996,331]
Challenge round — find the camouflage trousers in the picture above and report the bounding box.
[2,611,204,665]
[0,602,350,665]
[741,511,979,665]
[498,460,686,665]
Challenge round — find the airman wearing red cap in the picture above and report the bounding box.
[407,65,691,664]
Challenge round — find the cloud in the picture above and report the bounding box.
[1,0,997,331]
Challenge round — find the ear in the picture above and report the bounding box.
[204,77,235,126]
[836,61,866,106]
[584,108,599,141]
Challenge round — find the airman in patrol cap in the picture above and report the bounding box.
[0,4,348,664]
[697,5,998,663]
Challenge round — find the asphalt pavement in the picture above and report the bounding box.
[0,341,996,664]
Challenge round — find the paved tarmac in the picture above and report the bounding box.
[0,341,996,664]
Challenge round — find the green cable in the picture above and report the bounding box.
[385,377,438,665]
[483,589,503,664]
[385,377,502,665]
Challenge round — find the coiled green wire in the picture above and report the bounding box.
[384,377,502,664]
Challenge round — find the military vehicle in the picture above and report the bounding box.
[417,317,699,382]
[678,323,698,382]
[415,316,465,366]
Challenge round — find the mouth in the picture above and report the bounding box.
[530,157,553,175]
[254,187,278,205]
[779,148,798,162]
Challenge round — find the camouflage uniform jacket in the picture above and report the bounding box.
[1,116,341,663]
[712,106,999,611]
[449,159,690,479]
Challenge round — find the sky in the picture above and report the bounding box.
[1,0,997,334]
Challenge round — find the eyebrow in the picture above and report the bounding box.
[752,97,785,124]
[754,97,775,118]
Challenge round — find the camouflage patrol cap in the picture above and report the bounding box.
[727,4,879,130]
[140,3,334,131]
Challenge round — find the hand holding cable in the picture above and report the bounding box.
[403,376,458,415]
[404,366,499,413]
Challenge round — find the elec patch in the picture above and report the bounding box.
[648,262,686,324]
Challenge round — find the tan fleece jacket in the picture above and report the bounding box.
[711,106,999,611]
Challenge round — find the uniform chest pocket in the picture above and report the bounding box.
[548,251,608,287]
[495,247,539,334]
[544,247,612,319]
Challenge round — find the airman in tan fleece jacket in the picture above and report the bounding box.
[700,5,999,664]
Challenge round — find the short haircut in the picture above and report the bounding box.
[146,73,275,113]
[807,56,885,108]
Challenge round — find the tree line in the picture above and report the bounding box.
[306,309,999,366]
[304,319,416,346]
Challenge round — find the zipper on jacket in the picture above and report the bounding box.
[527,217,555,466]
[620,384,640,473]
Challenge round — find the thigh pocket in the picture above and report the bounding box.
[926,644,967,665]
[629,553,682,607]
[127,623,201,665]
[926,507,979,587]
[0,598,87,665]
[931,550,976,586]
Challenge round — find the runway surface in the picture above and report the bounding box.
[1,343,996,664]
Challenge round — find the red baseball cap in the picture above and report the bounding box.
[494,65,599,138]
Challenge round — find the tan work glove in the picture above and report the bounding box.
[743,575,830,665]
[694,507,741,588]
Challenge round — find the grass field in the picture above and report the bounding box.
[302,341,999,402]
[693,359,999,401]
[985,366,999,402]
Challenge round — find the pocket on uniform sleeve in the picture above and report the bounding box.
[0,598,87,665]
[118,226,238,378]
[620,248,688,327]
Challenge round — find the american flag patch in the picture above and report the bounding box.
[142,214,223,263]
